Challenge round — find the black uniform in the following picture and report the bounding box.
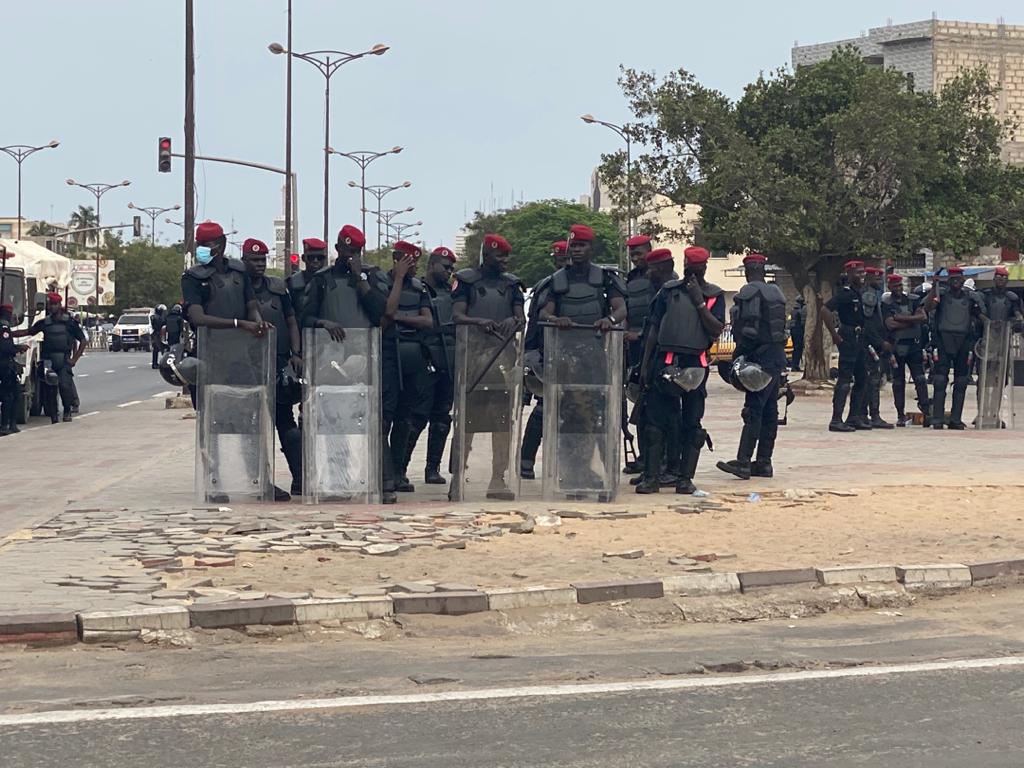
[625,265,655,367]
[252,275,302,493]
[164,309,185,346]
[150,310,166,368]
[0,316,20,433]
[520,272,556,476]
[403,279,456,480]
[644,278,725,491]
[789,298,806,371]
[287,269,313,321]
[983,288,1023,324]
[29,312,85,421]
[930,286,986,427]
[825,285,868,427]
[300,261,391,489]
[882,291,930,422]
[859,285,891,426]
[729,280,788,471]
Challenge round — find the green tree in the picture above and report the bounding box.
[601,49,1016,381]
[27,221,57,236]
[100,233,183,313]
[461,200,622,286]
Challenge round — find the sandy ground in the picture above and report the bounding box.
[197,485,1024,594]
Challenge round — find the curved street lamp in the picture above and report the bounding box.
[128,202,180,246]
[349,179,411,248]
[0,140,59,240]
[66,179,130,309]
[269,42,389,245]
[581,114,632,238]
[327,146,403,236]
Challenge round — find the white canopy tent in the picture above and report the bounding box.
[0,238,72,290]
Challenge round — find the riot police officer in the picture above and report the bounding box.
[403,246,457,485]
[716,253,787,480]
[637,246,724,495]
[288,238,329,320]
[859,266,894,429]
[163,303,186,347]
[242,238,303,497]
[882,274,930,427]
[984,266,1023,326]
[301,225,392,499]
[520,240,568,480]
[16,293,85,424]
[384,241,434,495]
[150,304,167,369]
[0,303,27,435]
[623,234,654,475]
[823,260,869,432]
[452,233,526,498]
[924,265,986,429]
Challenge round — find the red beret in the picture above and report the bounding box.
[551,240,568,255]
[432,246,457,263]
[684,246,710,264]
[626,234,652,248]
[47,292,63,305]
[947,265,964,276]
[742,252,767,265]
[864,266,884,276]
[302,237,327,252]
[568,224,594,242]
[195,220,224,243]
[483,233,512,254]
[242,238,269,255]
[844,260,864,270]
[394,240,421,257]
[886,273,904,284]
[0,303,13,312]
[646,247,673,265]
[995,266,1009,277]
[336,225,366,248]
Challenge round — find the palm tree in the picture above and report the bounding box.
[68,205,98,248]
[27,221,57,236]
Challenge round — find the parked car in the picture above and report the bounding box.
[109,308,154,352]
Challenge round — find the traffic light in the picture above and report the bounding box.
[132,216,142,238]
[290,253,300,266]
[158,137,172,173]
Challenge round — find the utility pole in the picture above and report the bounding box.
[283,0,293,275]
[184,0,196,258]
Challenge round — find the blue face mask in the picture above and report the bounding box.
[195,246,213,265]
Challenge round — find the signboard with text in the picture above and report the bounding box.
[67,259,116,307]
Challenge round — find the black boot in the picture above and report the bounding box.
[62,410,72,423]
[520,406,543,479]
[676,428,706,495]
[931,376,947,429]
[829,381,855,432]
[636,426,663,495]
[717,422,757,480]
[948,381,968,430]
[424,465,446,484]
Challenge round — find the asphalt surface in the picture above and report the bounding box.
[19,349,177,431]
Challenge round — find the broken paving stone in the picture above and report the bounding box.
[267,591,310,600]
[603,549,644,560]
[361,543,407,556]
[437,540,467,550]
[226,521,278,535]
[409,674,461,686]
[389,582,436,594]
[351,586,389,597]
[669,557,699,566]
[436,582,475,592]
[783,488,820,501]
[151,589,190,600]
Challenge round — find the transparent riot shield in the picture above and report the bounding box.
[450,324,524,501]
[542,325,622,501]
[195,327,275,503]
[976,319,1013,430]
[303,328,381,503]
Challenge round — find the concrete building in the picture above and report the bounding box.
[793,17,1024,165]
[271,183,296,271]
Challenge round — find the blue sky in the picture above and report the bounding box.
[2,1,1018,252]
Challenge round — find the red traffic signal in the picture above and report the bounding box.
[289,253,300,265]
[158,137,172,173]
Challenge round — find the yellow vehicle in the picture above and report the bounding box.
[709,325,794,363]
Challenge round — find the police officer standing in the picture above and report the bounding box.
[242,238,303,497]
[637,246,724,495]
[404,246,458,485]
[300,225,393,499]
[882,274,930,427]
[983,266,1023,327]
[858,267,894,429]
[384,241,434,495]
[520,240,568,480]
[15,293,85,424]
[823,260,869,432]
[150,304,167,369]
[789,296,806,372]
[716,253,787,480]
[0,303,27,435]
[452,233,526,498]
[288,238,329,320]
[623,234,654,475]
[924,265,986,429]
[163,303,187,348]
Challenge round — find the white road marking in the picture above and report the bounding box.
[104,370,115,374]
[127,365,138,369]
[78,374,89,378]
[151,390,176,399]
[77,411,100,419]
[116,400,144,408]
[0,655,1020,727]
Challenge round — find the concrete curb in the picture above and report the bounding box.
[2,558,1022,647]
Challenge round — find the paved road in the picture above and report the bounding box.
[18,350,177,431]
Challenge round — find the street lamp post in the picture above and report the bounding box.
[268,42,389,245]
[66,179,130,310]
[128,202,181,247]
[375,206,414,245]
[349,180,411,249]
[387,220,422,244]
[0,140,59,240]
[581,114,632,238]
[327,146,403,236]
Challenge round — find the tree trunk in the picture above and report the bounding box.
[802,278,834,383]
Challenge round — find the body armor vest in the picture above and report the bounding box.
[549,265,608,325]
[395,275,426,340]
[884,293,921,342]
[734,281,787,345]
[164,313,184,344]
[657,281,722,354]
[424,283,455,373]
[861,288,884,344]
[186,259,248,320]
[455,268,520,321]
[40,314,73,355]
[288,270,309,316]
[254,277,291,357]
[626,275,654,331]
[525,274,554,350]
[985,289,1020,323]
[317,268,375,329]
[936,290,973,334]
